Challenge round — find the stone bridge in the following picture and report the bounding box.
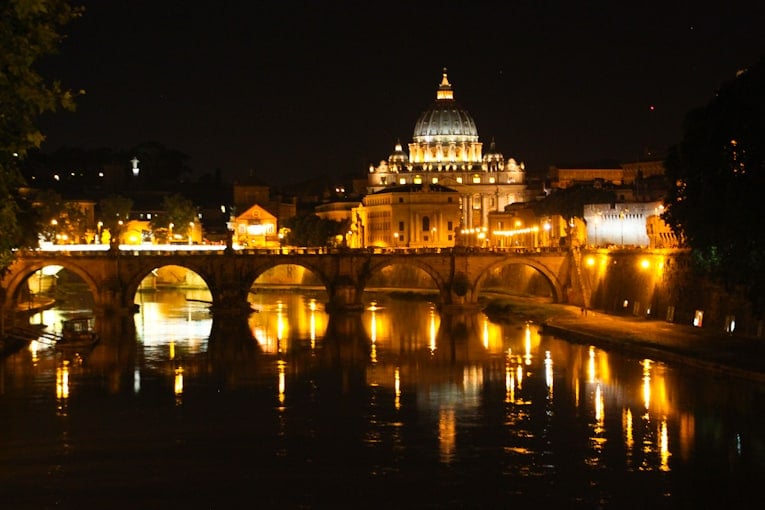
[1,247,578,330]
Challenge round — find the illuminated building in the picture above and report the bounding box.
[232,204,278,248]
[367,70,529,239]
[355,183,460,248]
[583,201,675,248]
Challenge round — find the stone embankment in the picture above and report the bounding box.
[539,306,765,383]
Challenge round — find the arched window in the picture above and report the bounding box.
[422,216,430,232]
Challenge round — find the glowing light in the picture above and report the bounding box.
[642,359,652,410]
[524,324,532,365]
[624,408,634,454]
[588,346,597,383]
[544,350,553,391]
[660,419,671,471]
[429,308,437,353]
[174,366,184,396]
[394,367,401,409]
[278,360,286,405]
[505,359,515,403]
[595,383,604,424]
[56,362,70,400]
[640,258,650,269]
[309,299,317,349]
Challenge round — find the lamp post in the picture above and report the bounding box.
[169,223,174,244]
[188,222,194,244]
[393,232,399,248]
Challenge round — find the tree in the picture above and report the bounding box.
[531,185,617,221]
[99,194,133,243]
[0,0,82,266]
[282,214,349,247]
[151,193,197,242]
[32,189,85,243]
[662,56,765,307]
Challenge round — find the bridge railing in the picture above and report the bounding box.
[13,244,571,258]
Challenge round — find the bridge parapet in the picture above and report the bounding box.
[1,248,576,331]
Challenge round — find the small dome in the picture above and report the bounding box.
[412,70,478,143]
[482,139,504,163]
[388,140,409,164]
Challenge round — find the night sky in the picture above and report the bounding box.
[36,0,764,186]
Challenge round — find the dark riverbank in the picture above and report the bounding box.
[482,295,765,383]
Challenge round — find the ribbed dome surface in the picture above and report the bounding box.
[413,102,478,141]
[412,70,478,142]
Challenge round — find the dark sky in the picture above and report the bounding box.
[37,0,764,185]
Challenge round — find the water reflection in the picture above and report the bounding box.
[1,290,763,507]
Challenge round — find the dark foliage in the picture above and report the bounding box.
[282,214,348,247]
[531,185,617,221]
[662,56,765,308]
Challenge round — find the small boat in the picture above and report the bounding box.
[57,316,99,350]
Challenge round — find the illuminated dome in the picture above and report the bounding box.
[412,70,478,143]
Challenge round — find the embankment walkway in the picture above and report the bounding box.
[540,308,765,383]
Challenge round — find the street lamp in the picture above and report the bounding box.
[188,222,194,244]
[393,232,399,248]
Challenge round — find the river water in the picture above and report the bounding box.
[1,288,763,509]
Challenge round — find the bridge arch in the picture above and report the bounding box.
[363,257,450,304]
[473,257,564,303]
[124,263,214,305]
[250,261,331,290]
[1,259,101,314]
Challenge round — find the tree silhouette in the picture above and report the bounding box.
[0,1,81,267]
[662,56,765,309]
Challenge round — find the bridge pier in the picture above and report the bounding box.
[325,278,365,313]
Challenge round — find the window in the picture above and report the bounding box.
[399,221,404,231]
[422,216,430,232]
[447,221,453,231]
[399,197,404,203]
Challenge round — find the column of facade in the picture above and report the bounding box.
[461,195,471,230]
[480,194,488,230]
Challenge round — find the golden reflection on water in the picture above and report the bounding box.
[174,366,184,404]
[23,290,709,479]
[56,361,69,402]
[277,359,287,406]
[439,409,456,464]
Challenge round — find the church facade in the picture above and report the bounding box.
[366,70,529,242]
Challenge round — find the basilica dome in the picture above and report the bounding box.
[412,70,478,143]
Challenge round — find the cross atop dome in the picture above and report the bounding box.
[437,67,454,100]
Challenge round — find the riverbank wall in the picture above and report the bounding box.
[579,248,762,338]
